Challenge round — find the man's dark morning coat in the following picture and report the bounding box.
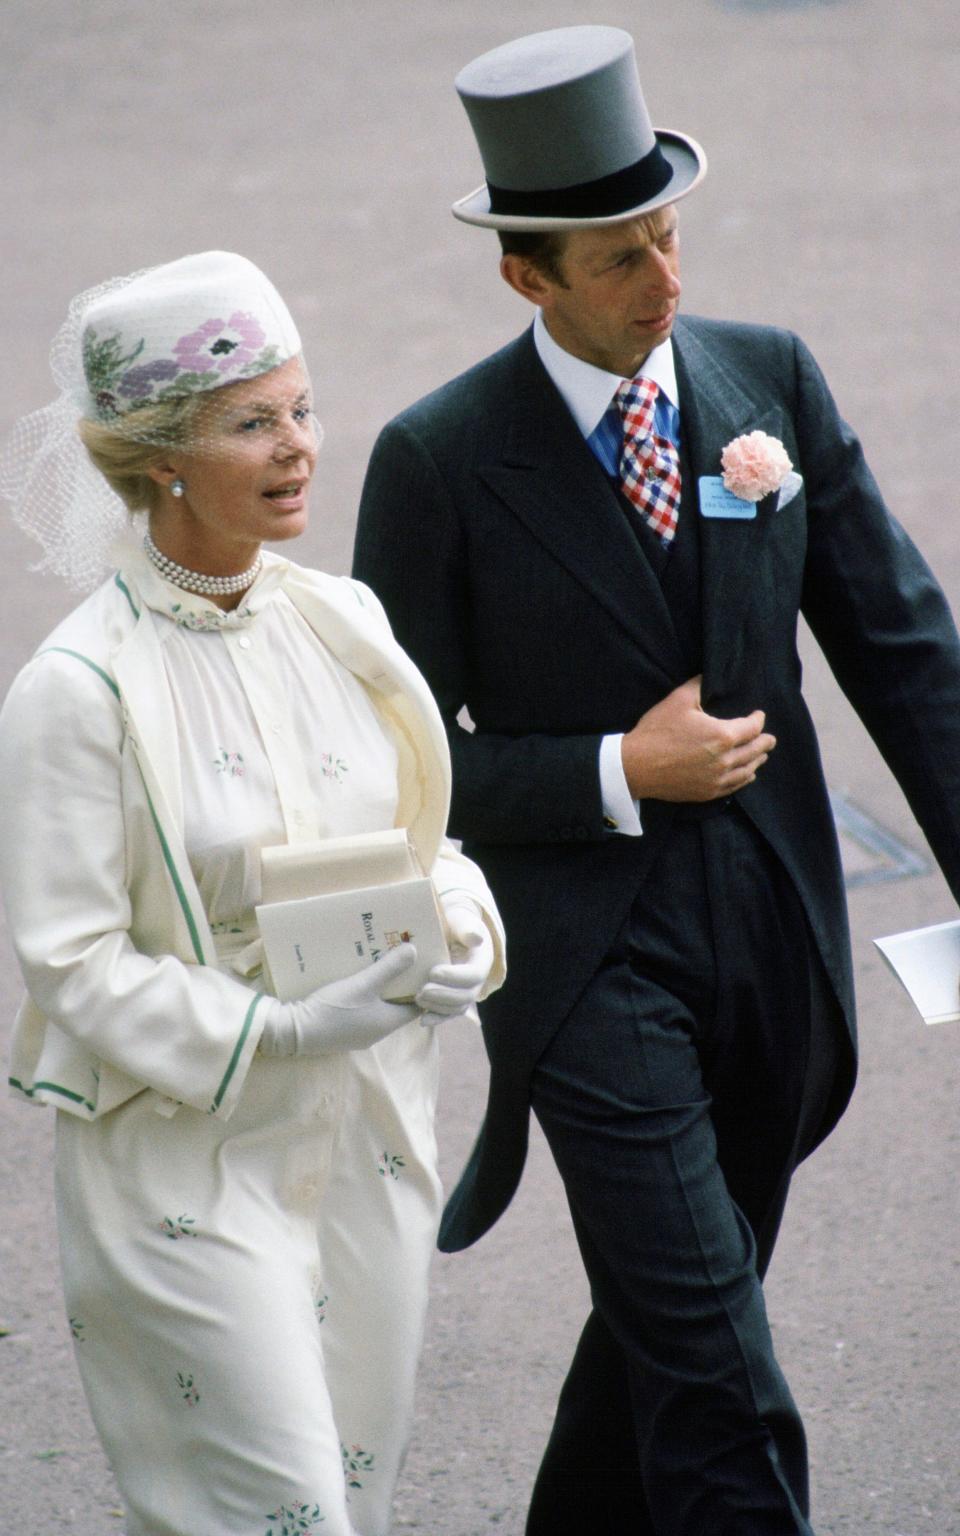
[353,313,960,1253]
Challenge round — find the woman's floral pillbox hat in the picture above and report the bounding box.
[79,251,302,422]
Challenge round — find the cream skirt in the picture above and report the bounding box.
[55,1021,441,1536]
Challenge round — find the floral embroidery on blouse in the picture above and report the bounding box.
[314,1291,329,1325]
[159,1214,198,1240]
[169,602,255,632]
[377,1152,406,1180]
[265,1500,325,1534]
[214,749,245,777]
[319,752,348,782]
[176,1371,200,1407]
[342,1443,375,1490]
[69,1317,86,1342]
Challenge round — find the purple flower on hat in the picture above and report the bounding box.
[217,310,268,373]
[174,318,228,374]
[117,358,181,400]
[173,311,268,378]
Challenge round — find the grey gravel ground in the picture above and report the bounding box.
[1,1,959,1531]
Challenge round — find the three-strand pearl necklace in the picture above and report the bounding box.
[144,531,262,597]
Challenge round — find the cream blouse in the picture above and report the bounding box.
[133,551,400,967]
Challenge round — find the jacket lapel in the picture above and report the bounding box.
[478,333,686,689]
[673,320,786,703]
[111,601,221,968]
[112,604,185,835]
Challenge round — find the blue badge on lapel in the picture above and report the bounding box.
[698,476,756,520]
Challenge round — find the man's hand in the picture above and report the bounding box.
[621,676,776,802]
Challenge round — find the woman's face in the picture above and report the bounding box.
[155,356,319,565]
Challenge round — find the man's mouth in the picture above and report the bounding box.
[636,308,674,330]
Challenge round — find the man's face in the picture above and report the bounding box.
[534,206,682,377]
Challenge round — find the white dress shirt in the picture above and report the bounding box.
[533,309,681,836]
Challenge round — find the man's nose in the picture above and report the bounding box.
[645,252,681,297]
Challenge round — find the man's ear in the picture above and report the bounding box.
[499,253,554,308]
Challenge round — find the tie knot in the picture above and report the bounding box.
[616,376,658,436]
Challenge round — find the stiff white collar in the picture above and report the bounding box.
[533,307,679,439]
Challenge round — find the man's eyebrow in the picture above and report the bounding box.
[648,216,679,244]
[588,222,678,269]
[587,241,637,268]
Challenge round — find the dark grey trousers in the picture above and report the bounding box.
[526,807,844,1536]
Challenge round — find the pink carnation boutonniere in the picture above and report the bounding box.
[720,431,793,503]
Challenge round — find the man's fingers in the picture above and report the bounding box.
[716,752,770,791]
[721,709,769,747]
[623,686,775,801]
[721,733,776,769]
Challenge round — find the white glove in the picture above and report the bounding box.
[258,943,420,1057]
[416,898,495,1026]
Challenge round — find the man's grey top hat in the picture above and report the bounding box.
[453,26,706,230]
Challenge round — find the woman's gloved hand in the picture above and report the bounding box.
[258,943,420,1057]
[416,898,495,1027]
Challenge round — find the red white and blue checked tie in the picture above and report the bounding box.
[615,376,681,544]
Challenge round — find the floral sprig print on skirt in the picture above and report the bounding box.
[377,1152,406,1180]
[159,1213,198,1240]
[176,1371,200,1407]
[264,1499,325,1534]
[341,1443,375,1490]
[214,749,245,777]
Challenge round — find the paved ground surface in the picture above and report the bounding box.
[1,1,959,1531]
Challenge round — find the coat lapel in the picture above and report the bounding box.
[112,603,185,835]
[478,334,686,689]
[110,600,221,969]
[673,320,786,703]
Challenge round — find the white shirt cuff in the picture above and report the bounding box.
[599,734,643,837]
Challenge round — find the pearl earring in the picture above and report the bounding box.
[170,478,186,498]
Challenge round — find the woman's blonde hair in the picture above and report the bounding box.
[77,396,202,515]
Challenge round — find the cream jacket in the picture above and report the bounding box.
[0,555,505,1121]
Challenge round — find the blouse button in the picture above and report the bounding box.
[237,636,251,651]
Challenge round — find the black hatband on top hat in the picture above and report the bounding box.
[486,140,674,221]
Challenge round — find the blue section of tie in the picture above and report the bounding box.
[588,391,681,477]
